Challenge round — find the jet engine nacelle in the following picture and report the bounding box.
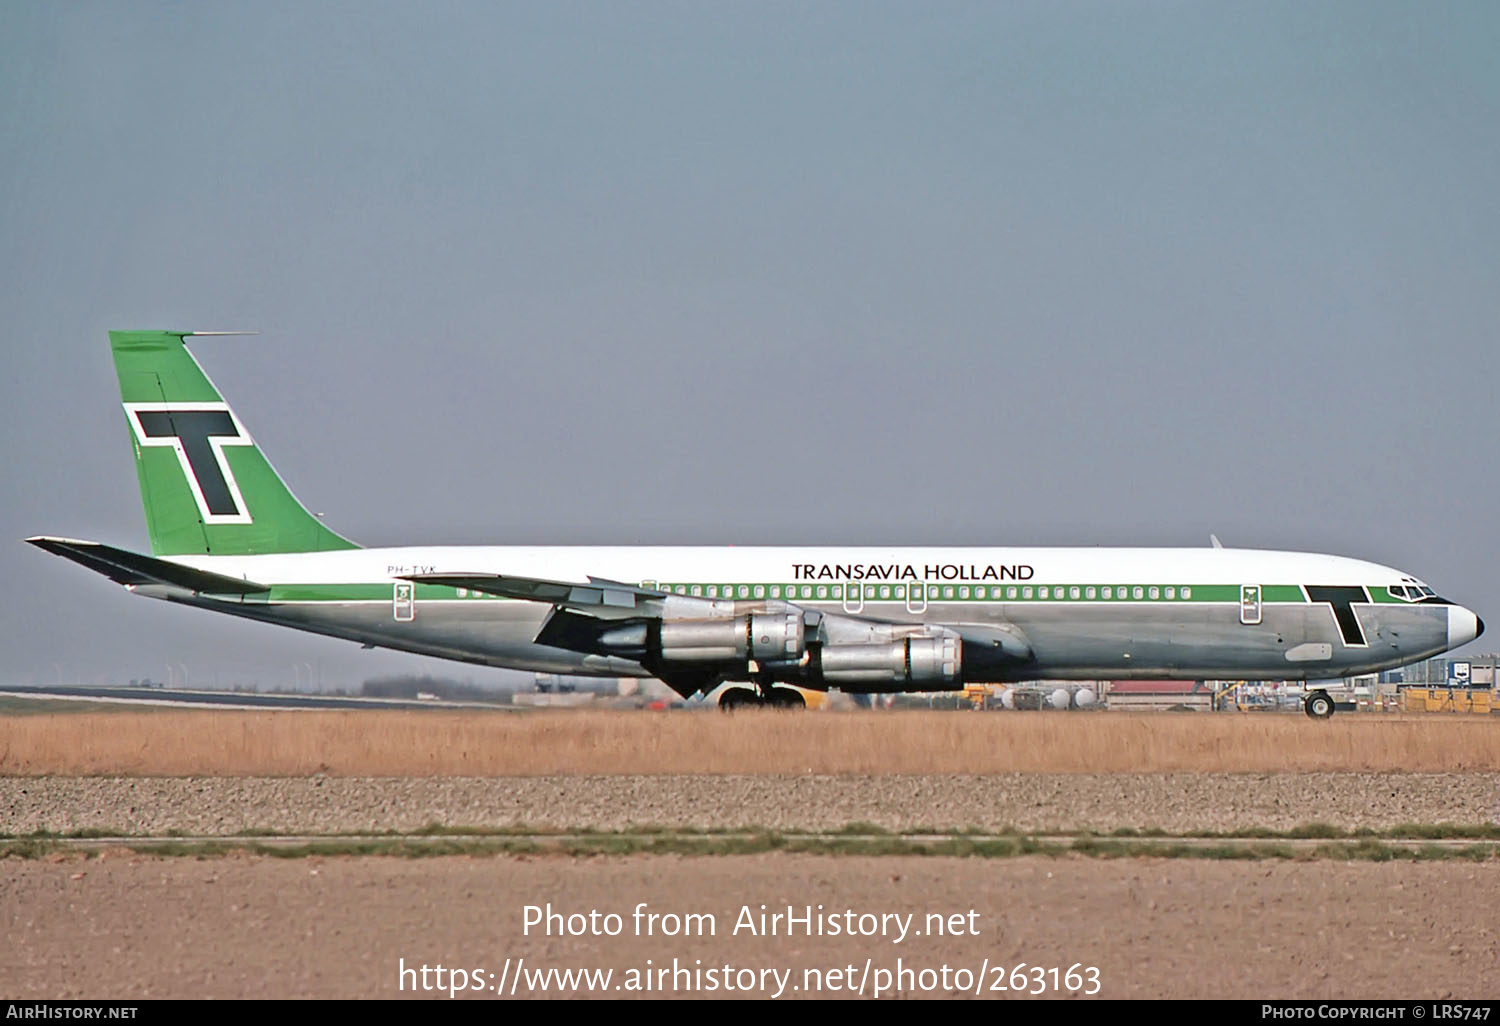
[657,612,806,664]
[817,636,962,690]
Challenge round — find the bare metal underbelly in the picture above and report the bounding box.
[170,596,1450,684]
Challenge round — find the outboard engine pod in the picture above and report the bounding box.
[818,636,962,689]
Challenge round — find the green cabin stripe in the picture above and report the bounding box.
[652,582,1305,603]
[254,581,1334,605]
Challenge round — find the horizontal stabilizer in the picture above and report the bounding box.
[26,536,267,595]
[400,572,666,610]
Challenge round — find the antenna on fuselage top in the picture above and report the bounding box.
[1210,534,1224,549]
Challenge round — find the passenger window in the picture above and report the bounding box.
[1133,587,1144,599]
[690,585,702,597]
[1181,587,1191,599]
[1007,587,1018,599]
[1149,586,1159,600]
[801,586,812,598]
[1086,587,1096,599]
[1165,587,1175,600]
[1022,587,1033,599]
[753,585,765,599]
[815,585,827,599]
[944,586,956,599]
[1070,586,1081,599]
[878,586,891,599]
[738,585,749,598]
[1101,587,1111,599]
[959,586,970,599]
[1038,587,1049,599]
[832,585,843,598]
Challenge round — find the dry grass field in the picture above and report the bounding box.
[2,709,1498,776]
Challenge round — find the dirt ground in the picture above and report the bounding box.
[2,853,1497,1000]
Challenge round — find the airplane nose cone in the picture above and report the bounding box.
[1447,606,1482,649]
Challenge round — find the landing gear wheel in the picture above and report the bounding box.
[1304,690,1335,719]
[718,686,761,711]
[766,687,806,710]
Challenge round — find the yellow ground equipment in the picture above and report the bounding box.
[1401,688,1493,714]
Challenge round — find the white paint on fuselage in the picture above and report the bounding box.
[172,545,1416,590]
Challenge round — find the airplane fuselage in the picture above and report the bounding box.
[156,544,1475,690]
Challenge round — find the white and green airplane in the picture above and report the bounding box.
[30,331,1483,717]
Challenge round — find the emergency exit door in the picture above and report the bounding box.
[1239,584,1262,625]
[394,581,415,622]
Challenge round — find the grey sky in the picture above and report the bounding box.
[3,1,1496,690]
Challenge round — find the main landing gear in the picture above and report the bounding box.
[718,685,806,711]
[1303,690,1335,719]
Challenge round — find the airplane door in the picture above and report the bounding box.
[1239,585,1262,625]
[394,581,415,622]
[907,581,928,614]
[843,581,864,614]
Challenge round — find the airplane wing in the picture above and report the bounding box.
[26,536,268,595]
[401,570,1035,696]
[399,572,667,610]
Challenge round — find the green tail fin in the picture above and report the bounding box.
[110,330,359,556]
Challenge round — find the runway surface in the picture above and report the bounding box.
[0,684,509,712]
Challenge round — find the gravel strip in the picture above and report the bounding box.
[4,773,1500,835]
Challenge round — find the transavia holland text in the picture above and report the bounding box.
[792,563,1033,581]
